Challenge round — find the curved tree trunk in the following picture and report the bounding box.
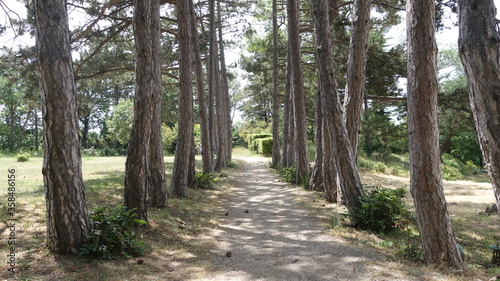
[171,0,195,197]
[458,0,500,213]
[309,83,324,192]
[35,0,91,254]
[407,0,463,268]
[343,0,371,161]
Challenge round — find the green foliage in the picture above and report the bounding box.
[396,241,422,262]
[105,99,134,146]
[441,154,464,180]
[79,205,148,260]
[250,137,273,156]
[161,124,177,155]
[195,173,218,189]
[276,166,297,184]
[16,152,30,162]
[352,187,414,234]
[373,162,386,173]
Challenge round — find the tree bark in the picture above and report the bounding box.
[208,0,218,163]
[309,84,324,192]
[458,0,500,213]
[407,0,463,268]
[171,0,195,197]
[271,0,281,167]
[281,47,293,168]
[311,0,364,213]
[125,0,162,221]
[146,0,167,207]
[35,0,91,254]
[287,0,310,182]
[190,0,214,174]
[217,0,233,163]
[343,0,371,161]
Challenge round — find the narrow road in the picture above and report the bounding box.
[201,157,396,281]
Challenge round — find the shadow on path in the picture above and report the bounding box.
[201,157,394,281]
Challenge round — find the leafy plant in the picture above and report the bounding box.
[352,187,414,234]
[396,241,422,262]
[195,173,218,189]
[276,166,296,184]
[16,152,30,162]
[79,205,148,260]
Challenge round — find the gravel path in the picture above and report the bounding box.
[200,157,396,281]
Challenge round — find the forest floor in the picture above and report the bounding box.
[0,154,499,280]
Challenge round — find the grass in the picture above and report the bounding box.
[0,155,240,280]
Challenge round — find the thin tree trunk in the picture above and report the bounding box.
[217,0,232,163]
[311,0,364,213]
[271,0,281,167]
[208,0,218,162]
[287,0,310,182]
[407,0,463,268]
[190,0,214,174]
[343,0,371,161]
[35,0,91,254]
[458,0,500,214]
[309,83,324,192]
[171,0,195,197]
[281,47,292,167]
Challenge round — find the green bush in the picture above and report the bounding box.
[396,241,422,262]
[352,188,414,234]
[277,166,296,184]
[252,137,273,156]
[195,173,218,189]
[374,162,386,173]
[79,205,148,260]
[247,134,272,152]
[16,152,30,162]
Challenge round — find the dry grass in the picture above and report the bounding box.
[0,156,241,281]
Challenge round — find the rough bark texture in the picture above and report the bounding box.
[125,0,161,221]
[407,0,463,268]
[281,48,293,168]
[343,0,371,160]
[217,0,233,163]
[35,0,91,254]
[208,0,218,162]
[287,0,310,182]
[171,0,195,197]
[271,0,281,167]
[147,0,167,208]
[308,84,324,192]
[458,0,500,213]
[311,0,364,213]
[190,0,214,174]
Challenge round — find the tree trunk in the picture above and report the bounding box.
[281,47,293,168]
[171,0,195,197]
[34,109,39,152]
[125,0,162,221]
[407,0,463,268]
[287,0,310,182]
[81,115,90,149]
[35,0,91,254]
[458,0,500,214]
[309,83,324,192]
[343,0,371,160]
[208,0,218,162]
[311,0,364,214]
[190,0,214,174]
[271,0,281,167]
[147,0,167,208]
[217,0,233,163]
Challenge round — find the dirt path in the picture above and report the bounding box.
[198,157,398,281]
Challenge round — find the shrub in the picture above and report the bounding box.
[374,162,386,173]
[352,187,414,234]
[16,152,30,162]
[79,205,148,260]
[195,173,218,189]
[252,137,273,156]
[277,166,296,184]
